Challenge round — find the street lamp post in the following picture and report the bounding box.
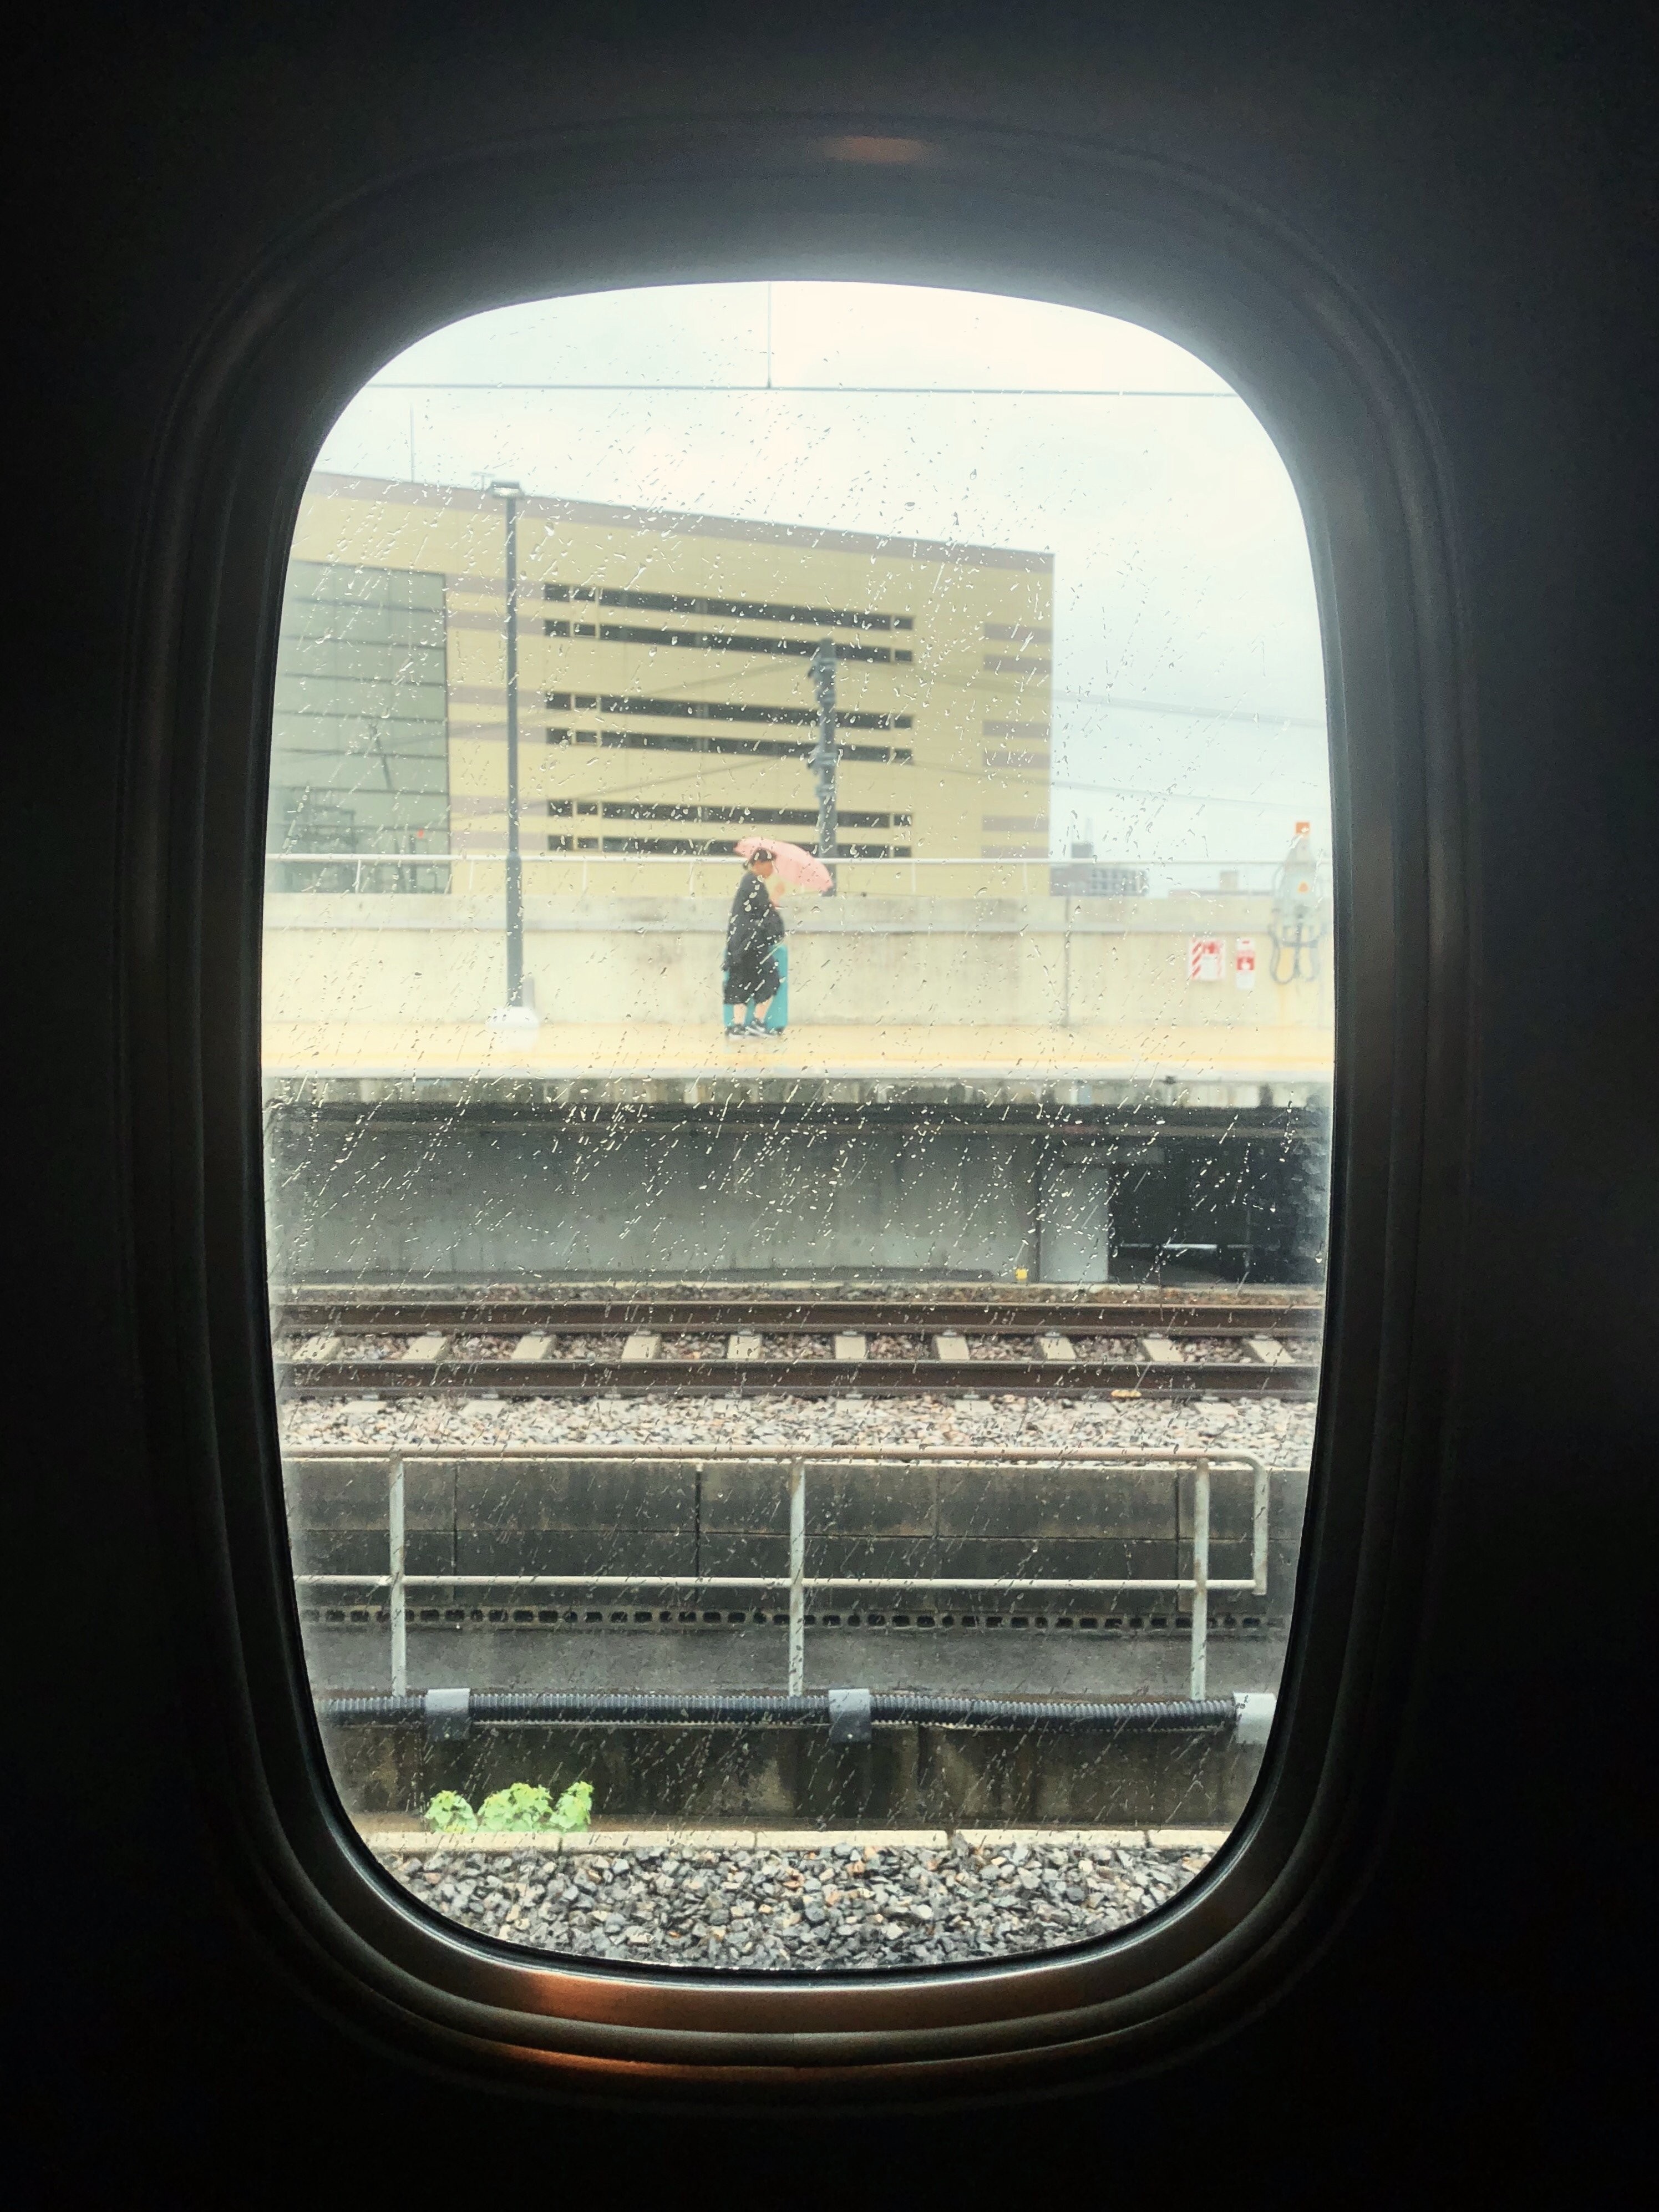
[810,639,838,896]
[485,479,539,1028]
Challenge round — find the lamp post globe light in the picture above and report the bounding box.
[484,478,540,1031]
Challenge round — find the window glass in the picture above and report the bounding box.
[265,282,1332,1972]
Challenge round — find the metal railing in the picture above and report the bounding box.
[265,851,1328,900]
[289,1445,1270,1703]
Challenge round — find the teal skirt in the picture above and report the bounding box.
[723,941,788,1029]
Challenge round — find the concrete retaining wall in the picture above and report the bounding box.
[290,1455,1306,1713]
[323,1715,1267,1830]
[287,1453,1277,1596]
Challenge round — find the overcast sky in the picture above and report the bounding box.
[317,281,1330,874]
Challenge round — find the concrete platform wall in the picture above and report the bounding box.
[268,1117,1044,1279]
[265,1109,1318,1281]
[263,892,1335,1033]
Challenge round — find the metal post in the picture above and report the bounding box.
[483,478,529,1021]
[787,1457,806,1696]
[501,486,523,1003]
[810,640,838,896]
[1189,1459,1210,1698]
[1251,1457,1270,1597]
[389,1457,408,1697]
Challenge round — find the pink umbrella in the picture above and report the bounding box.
[732,836,833,892]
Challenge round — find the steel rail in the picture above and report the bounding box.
[273,1295,1321,1398]
[273,1295,1322,1332]
[281,1442,1267,1459]
[276,1356,1318,1398]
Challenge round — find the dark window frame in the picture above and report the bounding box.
[126,120,1469,2097]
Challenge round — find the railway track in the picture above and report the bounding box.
[273,1287,1323,1398]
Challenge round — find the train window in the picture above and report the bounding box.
[263,278,1334,1982]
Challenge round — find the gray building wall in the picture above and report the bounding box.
[268,559,450,885]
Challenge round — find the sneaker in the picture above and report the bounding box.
[746,1021,780,1038]
[723,1024,746,1039]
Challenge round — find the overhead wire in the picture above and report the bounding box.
[369,381,1240,397]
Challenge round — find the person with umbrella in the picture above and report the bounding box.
[722,837,831,1038]
[722,845,785,1038]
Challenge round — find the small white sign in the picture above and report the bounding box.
[1188,935,1223,982]
[1234,936,1257,991]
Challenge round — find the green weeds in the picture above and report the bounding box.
[423,1779,593,1833]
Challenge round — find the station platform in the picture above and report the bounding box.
[262,1019,1334,1110]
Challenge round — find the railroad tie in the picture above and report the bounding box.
[1244,1335,1292,1365]
[276,1296,1317,1397]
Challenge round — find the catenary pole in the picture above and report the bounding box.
[489,480,525,1008]
[810,639,838,896]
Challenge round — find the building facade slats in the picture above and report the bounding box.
[277,474,1054,884]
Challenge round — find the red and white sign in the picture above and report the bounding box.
[1234,935,1257,991]
[1188,936,1223,982]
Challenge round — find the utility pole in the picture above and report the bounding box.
[486,479,537,1028]
[810,639,838,896]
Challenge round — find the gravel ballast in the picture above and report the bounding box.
[283,1388,1313,1464]
[375,1832,1216,1971]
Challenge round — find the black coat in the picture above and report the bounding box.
[722,872,784,1001]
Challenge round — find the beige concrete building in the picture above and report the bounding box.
[270,473,1053,894]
